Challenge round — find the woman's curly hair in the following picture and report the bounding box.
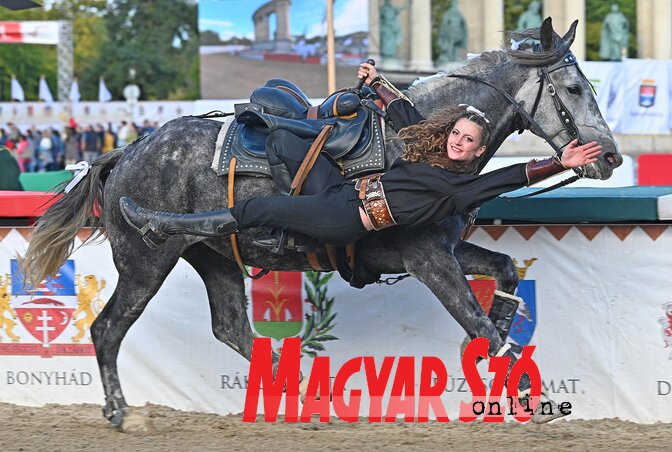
[397,105,492,174]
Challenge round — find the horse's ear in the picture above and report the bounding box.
[540,17,554,51]
[561,20,579,49]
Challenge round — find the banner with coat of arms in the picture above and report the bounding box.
[620,59,670,134]
[2,225,672,423]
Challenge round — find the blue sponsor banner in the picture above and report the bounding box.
[10,259,76,296]
[509,280,536,346]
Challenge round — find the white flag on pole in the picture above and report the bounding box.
[98,77,112,102]
[38,75,54,103]
[10,75,25,102]
[70,78,81,103]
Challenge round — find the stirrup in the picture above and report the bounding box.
[253,230,288,255]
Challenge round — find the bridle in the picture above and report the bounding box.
[448,51,591,186]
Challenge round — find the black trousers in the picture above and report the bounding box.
[265,129,344,195]
[232,182,367,245]
[231,130,367,245]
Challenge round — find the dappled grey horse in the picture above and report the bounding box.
[22,19,621,431]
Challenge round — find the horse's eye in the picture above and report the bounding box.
[567,85,581,95]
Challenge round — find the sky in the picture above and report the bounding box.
[198,0,368,41]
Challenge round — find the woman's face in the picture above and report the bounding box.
[446,118,487,162]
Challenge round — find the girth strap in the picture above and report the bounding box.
[287,125,335,271]
[290,125,333,195]
[228,157,270,279]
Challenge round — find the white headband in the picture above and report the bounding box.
[458,104,490,124]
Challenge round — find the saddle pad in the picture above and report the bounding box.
[212,116,271,176]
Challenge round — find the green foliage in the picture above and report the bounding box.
[430,0,451,62]
[300,271,338,358]
[0,0,199,101]
[93,0,199,100]
[585,0,636,61]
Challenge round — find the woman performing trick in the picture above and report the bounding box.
[120,62,602,251]
[119,62,602,421]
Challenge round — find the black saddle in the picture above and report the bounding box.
[215,79,386,179]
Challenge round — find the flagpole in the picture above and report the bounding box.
[326,0,336,94]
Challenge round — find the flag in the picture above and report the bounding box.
[69,78,81,103]
[98,76,112,102]
[10,75,24,102]
[38,75,54,103]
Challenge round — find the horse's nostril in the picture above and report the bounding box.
[604,152,621,167]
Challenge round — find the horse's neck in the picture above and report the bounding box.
[385,61,526,168]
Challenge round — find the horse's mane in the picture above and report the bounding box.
[407,25,569,99]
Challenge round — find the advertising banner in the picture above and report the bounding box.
[1,225,671,423]
[620,59,670,134]
[0,21,60,45]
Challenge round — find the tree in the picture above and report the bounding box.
[94,0,199,100]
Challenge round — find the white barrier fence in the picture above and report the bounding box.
[0,225,671,423]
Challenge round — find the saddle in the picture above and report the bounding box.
[211,79,386,288]
[213,79,386,179]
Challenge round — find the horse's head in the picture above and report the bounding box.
[511,17,622,180]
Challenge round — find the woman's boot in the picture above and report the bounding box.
[119,197,238,249]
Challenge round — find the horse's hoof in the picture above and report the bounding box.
[120,412,157,434]
[530,394,569,424]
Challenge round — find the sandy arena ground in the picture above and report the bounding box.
[1,403,671,451]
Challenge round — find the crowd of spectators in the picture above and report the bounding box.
[0,119,159,173]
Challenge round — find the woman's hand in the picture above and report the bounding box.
[560,139,602,169]
[357,62,379,86]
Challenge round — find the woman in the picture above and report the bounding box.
[120,63,601,249]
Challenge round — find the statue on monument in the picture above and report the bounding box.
[599,4,629,61]
[379,0,409,59]
[437,1,468,64]
[517,1,543,31]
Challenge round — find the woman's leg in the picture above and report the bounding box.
[119,184,366,249]
[233,184,366,245]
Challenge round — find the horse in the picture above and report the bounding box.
[21,19,622,431]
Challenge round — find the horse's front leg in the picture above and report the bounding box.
[398,228,506,356]
[454,240,518,293]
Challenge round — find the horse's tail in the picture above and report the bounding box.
[20,148,125,287]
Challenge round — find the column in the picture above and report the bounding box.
[653,0,672,59]
[409,0,434,70]
[274,0,292,51]
[462,1,484,54]
[541,0,584,60]
[637,0,654,58]
[565,0,585,60]
[482,0,504,51]
[275,0,291,41]
[255,15,269,42]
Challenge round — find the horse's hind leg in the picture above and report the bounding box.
[90,251,179,431]
[181,243,254,360]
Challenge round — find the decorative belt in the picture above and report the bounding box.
[354,173,397,231]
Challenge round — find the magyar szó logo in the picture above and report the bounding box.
[0,259,106,357]
[250,270,338,357]
[639,80,656,108]
[470,258,537,346]
[660,302,672,360]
